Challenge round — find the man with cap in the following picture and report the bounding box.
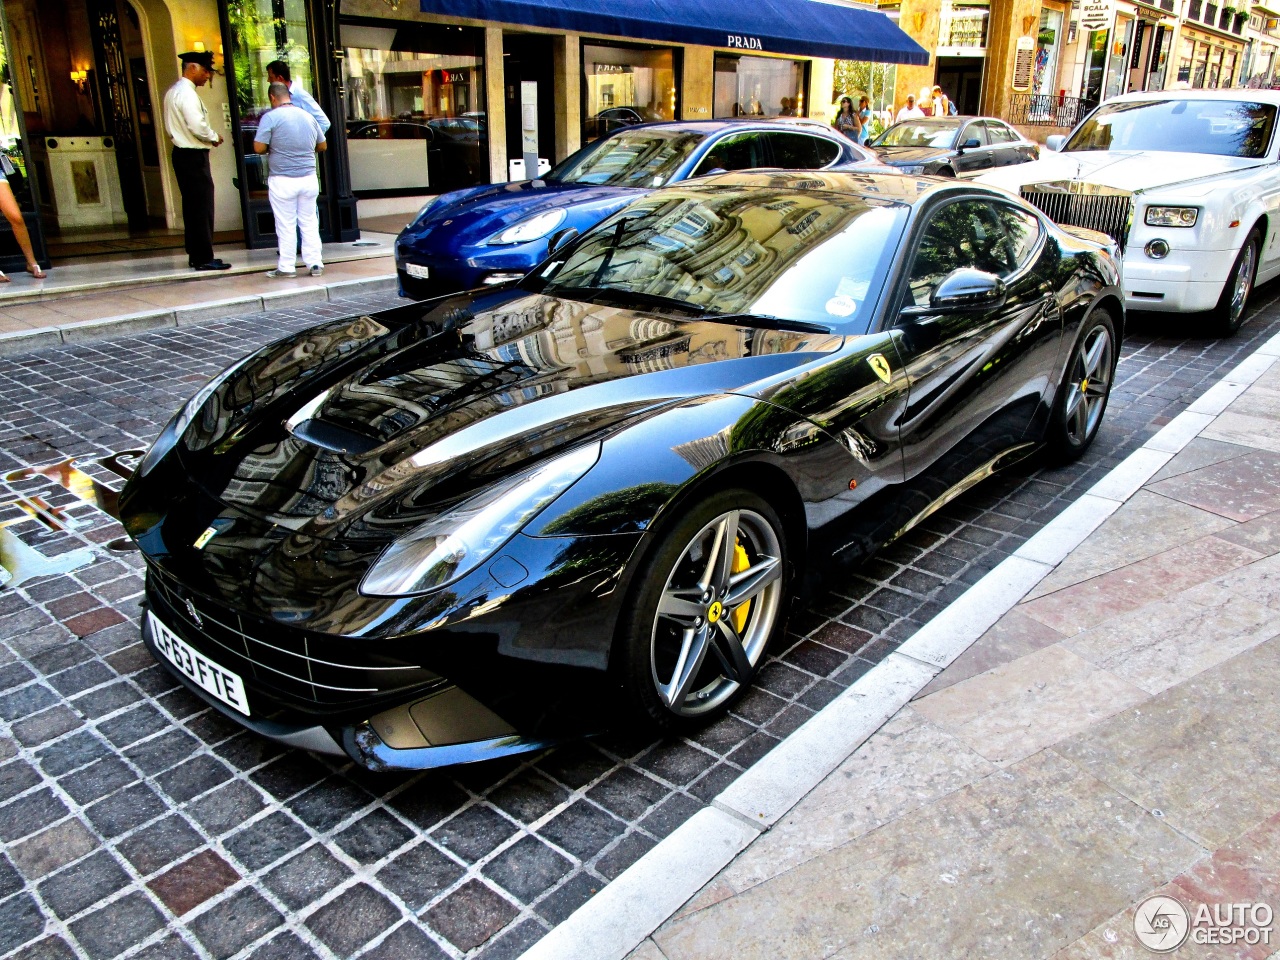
[163,51,230,271]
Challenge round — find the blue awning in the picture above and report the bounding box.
[419,0,930,65]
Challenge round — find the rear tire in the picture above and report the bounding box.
[1209,227,1261,337]
[613,488,790,734]
[1045,308,1117,463]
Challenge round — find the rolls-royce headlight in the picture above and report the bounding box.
[486,209,566,246]
[137,356,250,477]
[1145,206,1199,227]
[359,442,600,597]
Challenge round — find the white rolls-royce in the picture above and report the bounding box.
[979,90,1280,336]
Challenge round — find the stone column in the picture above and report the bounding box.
[554,34,581,161]
[893,0,941,111]
[982,0,1045,117]
[683,46,715,120]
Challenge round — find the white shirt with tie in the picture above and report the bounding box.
[164,77,219,149]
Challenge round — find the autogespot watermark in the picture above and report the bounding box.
[1132,895,1274,952]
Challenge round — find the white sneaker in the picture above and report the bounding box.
[309,265,325,277]
[265,269,296,279]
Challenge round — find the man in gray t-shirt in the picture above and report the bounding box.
[254,83,327,277]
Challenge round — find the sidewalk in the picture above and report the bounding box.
[0,230,398,354]
[624,356,1280,958]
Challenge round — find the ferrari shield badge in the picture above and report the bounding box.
[867,353,892,384]
[193,526,218,550]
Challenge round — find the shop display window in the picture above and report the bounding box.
[581,43,677,142]
[712,54,807,118]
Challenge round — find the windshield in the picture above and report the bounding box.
[875,119,960,148]
[546,129,705,187]
[533,186,907,327]
[1065,99,1277,158]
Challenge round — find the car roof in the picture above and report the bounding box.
[1104,88,1280,105]
[681,169,997,206]
[603,118,846,136]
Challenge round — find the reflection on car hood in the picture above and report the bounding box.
[181,291,844,532]
[978,149,1264,193]
[874,145,951,164]
[411,181,642,245]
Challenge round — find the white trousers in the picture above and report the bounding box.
[268,174,322,273]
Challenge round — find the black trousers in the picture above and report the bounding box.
[171,147,215,265]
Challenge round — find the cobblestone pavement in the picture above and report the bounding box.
[1,291,1279,960]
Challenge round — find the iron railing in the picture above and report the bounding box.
[1007,94,1097,128]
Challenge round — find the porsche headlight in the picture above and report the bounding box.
[359,442,600,597]
[898,163,927,175]
[137,356,250,477]
[1145,206,1199,228]
[486,209,566,246]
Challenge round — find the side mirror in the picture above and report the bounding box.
[1046,134,1067,151]
[547,227,579,254]
[902,268,1007,319]
[958,138,982,151]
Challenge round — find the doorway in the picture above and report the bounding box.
[935,57,984,114]
[502,33,555,180]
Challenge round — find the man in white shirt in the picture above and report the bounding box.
[162,51,229,271]
[896,95,926,123]
[265,60,330,134]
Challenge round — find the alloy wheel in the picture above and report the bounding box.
[1228,239,1257,327]
[1063,324,1113,447]
[649,508,783,717]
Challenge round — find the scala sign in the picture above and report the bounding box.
[1080,0,1114,32]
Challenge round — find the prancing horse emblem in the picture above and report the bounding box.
[867,353,892,384]
[183,598,203,628]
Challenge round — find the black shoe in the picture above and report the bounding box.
[192,260,232,271]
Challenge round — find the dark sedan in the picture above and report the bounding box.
[871,116,1039,178]
[394,119,878,299]
[122,172,1121,770]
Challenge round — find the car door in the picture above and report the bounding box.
[765,131,843,170]
[690,131,770,176]
[890,196,1063,492]
[985,120,1033,167]
[951,121,995,178]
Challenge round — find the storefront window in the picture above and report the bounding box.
[1084,29,1109,101]
[1104,17,1133,99]
[581,43,676,141]
[341,24,487,194]
[1195,41,1212,86]
[938,2,989,49]
[1178,36,1195,84]
[1035,8,1063,96]
[228,0,317,200]
[713,54,807,118]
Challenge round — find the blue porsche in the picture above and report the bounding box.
[394,118,880,299]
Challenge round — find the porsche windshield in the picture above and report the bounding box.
[1064,99,1277,158]
[547,130,705,187]
[876,119,960,148]
[536,187,907,326]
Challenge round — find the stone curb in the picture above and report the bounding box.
[518,329,1280,960]
[0,275,397,356]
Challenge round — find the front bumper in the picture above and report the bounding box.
[1121,242,1236,313]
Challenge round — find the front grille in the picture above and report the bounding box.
[1020,183,1134,250]
[147,565,439,709]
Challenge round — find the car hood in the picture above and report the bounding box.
[408,181,643,246]
[874,145,951,165]
[978,149,1265,194]
[175,290,844,535]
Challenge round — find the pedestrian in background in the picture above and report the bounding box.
[858,96,873,144]
[0,156,45,281]
[933,84,953,117]
[265,60,330,134]
[253,82,327,278]
[896,94,925,122]
[163,50,230,271]
[833,96,862,141]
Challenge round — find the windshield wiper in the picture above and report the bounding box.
[546,286,705,315]
[702,313,833,334]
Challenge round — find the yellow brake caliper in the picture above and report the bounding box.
[732,540,751,632]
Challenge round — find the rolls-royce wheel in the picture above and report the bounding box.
[615,489,789,733]
[1210,227,1261,337]
[1045,308,1117,463]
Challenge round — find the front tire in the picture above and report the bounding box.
[1209,227,1261,337]
[1045,308,1117,463]
[614,489,790,733]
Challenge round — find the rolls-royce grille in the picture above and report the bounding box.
[1020,184,1133,250]
[146,566,438,708]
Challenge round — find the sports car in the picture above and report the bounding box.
[979,90,1280,336]
[121,172,1122,770]
[393,119,878,300]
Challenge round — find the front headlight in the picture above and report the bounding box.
[486,209,566,246]
[898,163,927,175]
[359,442,600,597]
[1145,206,1199,227]
[137,356,250,477]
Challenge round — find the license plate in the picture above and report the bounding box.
[405,263,430,279]
[148,610,250,716]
